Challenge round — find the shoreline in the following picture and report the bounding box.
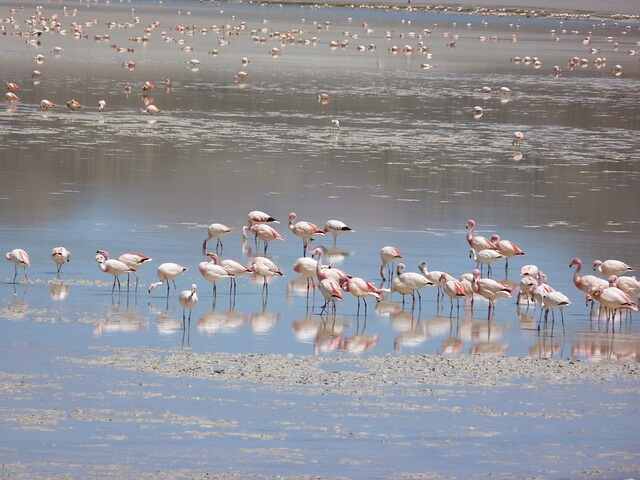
[63,347,640,396]
[246,0,640,21]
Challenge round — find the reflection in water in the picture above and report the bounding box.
[572,333,639,363]
[291,316,321,344]
[250,310,279,335]
[197,310,248,336]
[49,281,70,302]
[529,336,562,359]
[93,304,147,337]
[314,317,347,355]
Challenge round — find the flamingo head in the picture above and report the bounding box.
[569,257,582,268]
[206,252,219,263]
[288,212,297,223]
[472,269,481,279]
[439,273,447,284]
[191,283,198,292]
[465,219,476,230]
[96,249,109,259]
[592,259,602,271]
[490,233,500,243]
[4,252,10,261]
[418,261,428,274]
[396,263,406,275]
[311,248,323,259]
[339,277,349,290]
[148,281,163,294]
[608,275,617,286]
[590,288,603,300]
[95,253,106,264]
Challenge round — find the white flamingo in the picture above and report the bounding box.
[5,249,30,283]
[148,263,187,296]
[95,253,134,293]
[51,247,71,276]
[323,219,353,246]
[379,245,402,282]
[288,212,325,256]
[202,223,232,255]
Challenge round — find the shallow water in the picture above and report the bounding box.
[0,0,639,477]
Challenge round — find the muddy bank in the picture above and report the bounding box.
[63,348,640,396]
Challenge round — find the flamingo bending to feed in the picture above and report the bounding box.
[51,247,71,276]
[340,276,381,315]
[569,257,608,307]
[288,212,325,256]
[323,219,353,246]
[293,256,318,295]
[490,234,524,271]
[471,269,512,316]
[202,223,232,255]
[5,249,30,283]
[465,219,494,252]
[312,248,343,314]
[148,262,187,296]
[95,252,134,293]
[379,246,402,282]
[592,259,633,277]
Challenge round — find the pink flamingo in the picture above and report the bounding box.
[465,219,494,253]
[5,249,30,283]
[288,212,325,256]
[340,276,382,315]
[490,233,524,272]
[569,257,608,308]
[379,246,402,282]
[312,248,343,315]
[244,224,283,254]
[471,269,512,317]
[439,274,467,315]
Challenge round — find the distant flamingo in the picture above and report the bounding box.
[5,249,30,283]
[394,263,434,308]
[202,223,232,255]
[340,276,381,315]
[51,247,71,276]
[379,246,402,282]
[179,284,198,324]
[206,252,251,296]
[198,256,233,301]
[244,224,284,254]
[312,248,343,314]
[118,252,152,290]
[469,249,504,276]
[324,219,353,246]
[95,252,134,293]
[569,257,608,307]
[490,233,524,271]
[418,262,454,301]
[592,259,633,277]
[250,256,283,296]
[148,262,187,297]
[465,219,493,253]
[288,212,325,256]
[439,274,466,315]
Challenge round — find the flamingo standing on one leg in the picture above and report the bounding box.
[202,223,232,255]
[379,246,402,283]
[323,219,353,246]
[490,233,524,272]
[288,212,325,256]
[51,247,71,276]
[148,262,188,297]
[5,249,30,283]
[244,224,284,254]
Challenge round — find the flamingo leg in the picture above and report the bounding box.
[166,281,170,297]
[363,297,368,316]
[112,276,117,293]
[12,264,17,284]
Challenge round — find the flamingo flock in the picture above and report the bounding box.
[4,212,637,335]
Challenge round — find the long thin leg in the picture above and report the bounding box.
[356,297,360,316]
[13,264,17,284]
[363,297,368,316]
[112,276,116,293]
[116,276,121,292]
[166,281,170,298]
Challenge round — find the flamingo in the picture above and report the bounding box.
[490,233,524,271]
[98,100,106,112]
[292,256,318,295]
[517,274,537,305]
[591,284,638,321]
[202,223,232,255]
[148,263,187,296]
[323,219,353,246]
[288,212,324,256]
[471,269,512,316]
[117,252,153,291]
[532,272,555,307]
[244,224,284,254]
[592,259,633,277]
[5,249,30,283]
[206,253,251,296]
[465,219,493,252]
[250,256,283,296]
[439,274,466,315]
[469,249,504,276]
[540,289,571,332]
[379,246,402,282]
[51,247,71,276]
[512,131,524,147]
[340,276,381,315]
[40,99,55,111]
[393,263,434,307]
[178,284,198,324]
[198,256,233,301]
[418,262,454,301]
[95,253,134,293]
[569,258,608,307]
[520,264,539,277]
[614,275,640,300]
[247,210,278,225]
[312,248,343,314]
[66,99,81,110]
[5,92,19,102]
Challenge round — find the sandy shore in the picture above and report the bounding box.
[63,348,640,396]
